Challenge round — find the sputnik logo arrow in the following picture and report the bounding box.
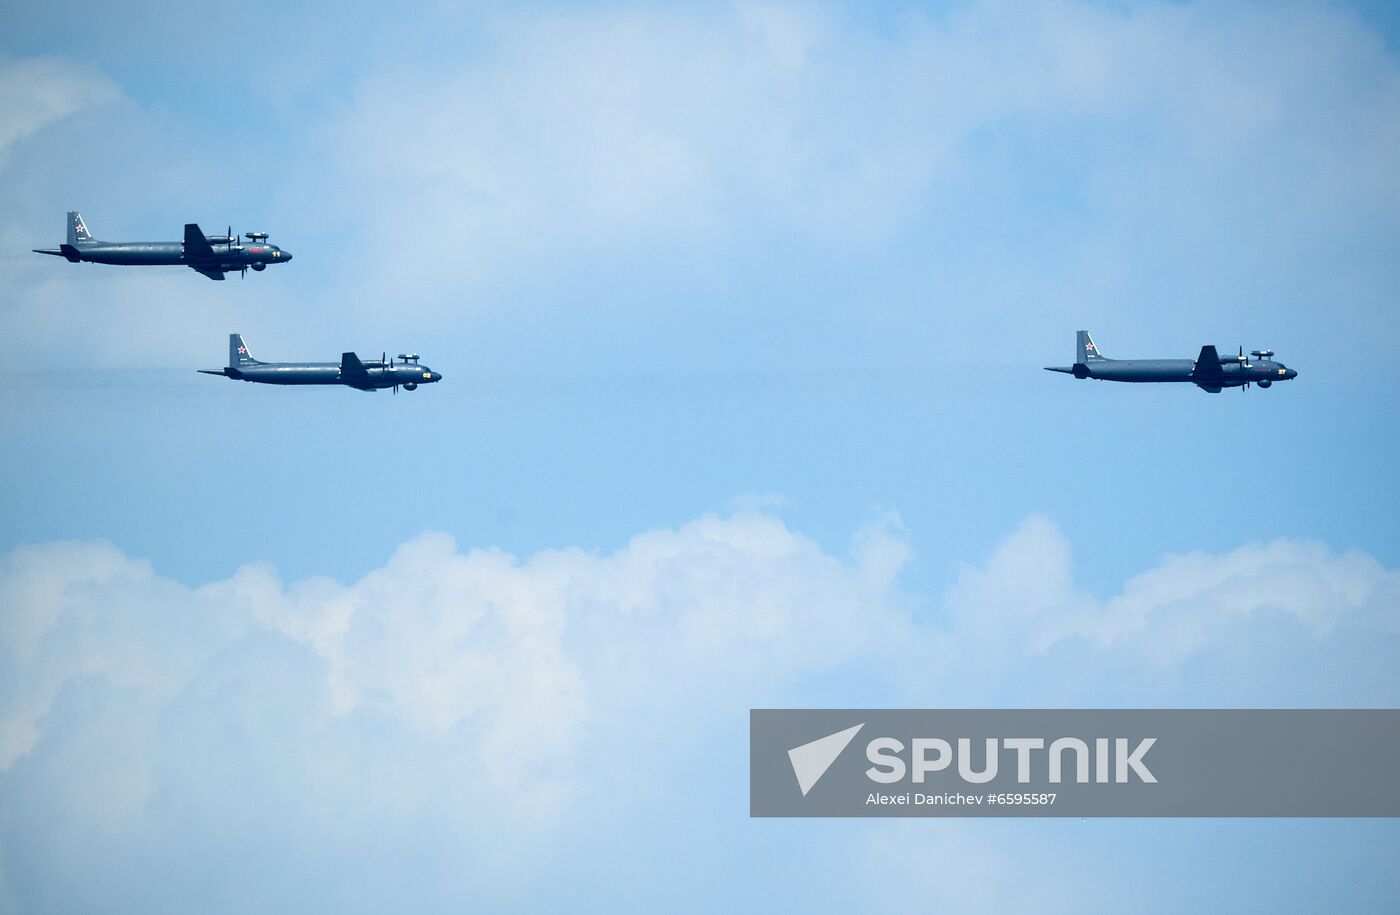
[787,723,865,797]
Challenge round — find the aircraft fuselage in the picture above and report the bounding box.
[34,213,292,280]
[1045,331,1298,392]
[1052,358,1295,387]
[216,362,441,389]
[58,241,290,271]
[201,336,443,391]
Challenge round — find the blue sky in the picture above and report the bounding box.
[1,2,1398,911]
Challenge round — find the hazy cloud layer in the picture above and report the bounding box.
[322,1,1400,328]
[0,55,119,164]
[3,1,1399,365]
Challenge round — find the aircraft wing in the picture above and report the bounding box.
[1191,345,1224,392]
[184,223,217,261]
[340,352,376,390]
[190,264,226,281]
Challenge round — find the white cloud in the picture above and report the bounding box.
[1,509,1396,912]
[925,516,1400,692]
[0,511,911,779]
[1064,537,1396,664]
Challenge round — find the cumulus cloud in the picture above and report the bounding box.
[0,511,910,778]
[923,516,1400,700]
[1,510,1396,909]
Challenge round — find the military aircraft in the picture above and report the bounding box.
[33,211,292,280]
[200,334,442,392]
[1045,331,1298,393]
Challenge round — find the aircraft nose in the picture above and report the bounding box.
[1286,369,1297,380]
[280,250,292,262]
[430,371,442,382]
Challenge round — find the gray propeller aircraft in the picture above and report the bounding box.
[1046,331,1298,393]
[201,334,443,392]
[33,211,292,280]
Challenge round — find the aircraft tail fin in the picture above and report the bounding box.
[229,333,259,367]
[1077,330,1106,363]
[67,211,94,247]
